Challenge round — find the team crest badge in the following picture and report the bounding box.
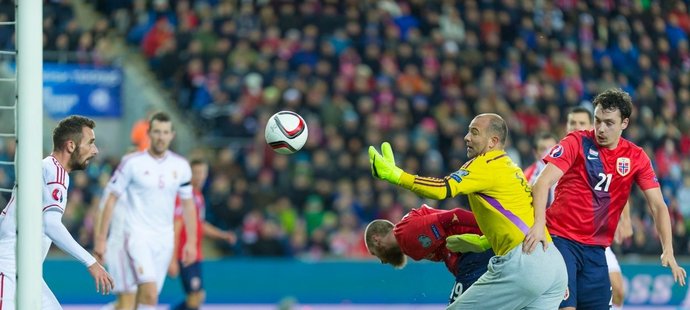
[616,157,631,176]
[418,235,432,248]
[549,145,564,158]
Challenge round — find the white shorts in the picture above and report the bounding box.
[0,266,62,310]
[605,247,621,273]
[105,234,137,294]
[125,232,173,293]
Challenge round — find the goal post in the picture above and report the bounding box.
[16,0,44,308]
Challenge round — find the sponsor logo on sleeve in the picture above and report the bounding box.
[430,224,441,240]
[450,170,469,182]
[549,145,564,158]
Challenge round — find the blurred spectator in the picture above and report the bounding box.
[130,108,155,151]
[30,0,690,259]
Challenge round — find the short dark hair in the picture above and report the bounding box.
[534,132,557,147]
[592,88,633,120]
[568,106,593,120]
[189,158,207,167]
[148,112,173,131]
[52,115,96,151]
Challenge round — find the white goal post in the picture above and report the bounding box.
[16,0,44,308]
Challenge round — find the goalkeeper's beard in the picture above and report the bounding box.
[381,245,407,269]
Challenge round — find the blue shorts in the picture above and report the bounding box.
[179,261,203,293]
[552,236,610,309]
[448,249,494,304]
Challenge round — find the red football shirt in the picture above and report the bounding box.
[394,205,482,276]
[544,130,659,246]
[174,189,205,262]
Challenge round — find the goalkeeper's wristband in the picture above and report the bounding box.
[399,171,416,189]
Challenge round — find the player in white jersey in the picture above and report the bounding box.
[97,186,138,310]
[0,115,113,309]
[94,112,198,310]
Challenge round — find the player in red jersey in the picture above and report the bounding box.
[365,205,493,304]
[524,89,687,309]
[565,106,632,310]
[168,159,236,310]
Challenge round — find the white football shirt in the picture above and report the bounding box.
[0,156,70,264]
[107,150,192,236]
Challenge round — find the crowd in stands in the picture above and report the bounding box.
[0,0,118,65]
[2,0,690,259]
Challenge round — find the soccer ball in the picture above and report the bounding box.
[265,111,308,155]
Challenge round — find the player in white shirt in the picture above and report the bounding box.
[97,186,138,310]
[94,112,198,310]
[0,115,113,309]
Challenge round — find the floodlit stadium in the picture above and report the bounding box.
[1,0,690,309]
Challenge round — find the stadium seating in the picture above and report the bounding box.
[11,0,690,258]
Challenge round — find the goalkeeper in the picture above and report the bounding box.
[369,113,567,310]
[364,205,493,304]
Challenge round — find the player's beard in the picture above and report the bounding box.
[381,245,407,269]
[69,145,89,171]
[150,139,169,156]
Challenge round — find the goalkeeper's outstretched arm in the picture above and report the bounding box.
[369,142,470,200]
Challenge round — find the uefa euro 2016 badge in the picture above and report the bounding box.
[418,234,432,248]
[616,157,631,176]
[549,144,564,158]
[52,188,63,203]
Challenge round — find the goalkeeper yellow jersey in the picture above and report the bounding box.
[399,149,550,255]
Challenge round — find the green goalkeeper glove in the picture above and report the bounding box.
[446,234,491,253]
[368,142,403,185]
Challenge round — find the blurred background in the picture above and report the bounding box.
[1,0,690,308]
